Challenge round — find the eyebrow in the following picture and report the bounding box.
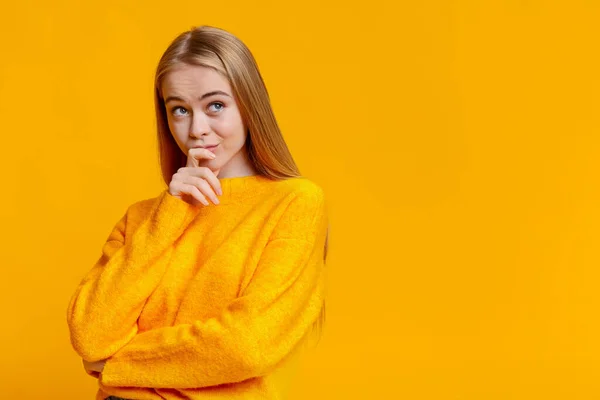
[164,90,231,104]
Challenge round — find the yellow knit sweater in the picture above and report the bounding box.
[66,174,329,400]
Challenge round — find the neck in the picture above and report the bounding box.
[216,147,258,179]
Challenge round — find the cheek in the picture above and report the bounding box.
[219,109,245,133]
[167,121,188,149]
[168,119,186,137]
[219,120,246,142]
[215,118,236,134]
[220,131,246,151]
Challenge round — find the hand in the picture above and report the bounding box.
[82,358,106,373]
[168,147,223,207]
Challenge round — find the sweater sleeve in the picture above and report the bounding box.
[99,188,329,389]
[66,189,199,362]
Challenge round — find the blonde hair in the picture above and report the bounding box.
[153,25,329,345]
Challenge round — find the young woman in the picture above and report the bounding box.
[66,25,330,400]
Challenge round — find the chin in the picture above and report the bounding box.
[210,160,225,171]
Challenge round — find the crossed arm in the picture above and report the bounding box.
[68,188,328,389]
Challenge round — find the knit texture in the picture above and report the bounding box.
[66,174,329,400]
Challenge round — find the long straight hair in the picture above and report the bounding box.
[153,25,329,344]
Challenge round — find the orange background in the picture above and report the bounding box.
[1,0,600,398]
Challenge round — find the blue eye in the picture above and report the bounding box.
[171,106,188,116]
[169,102,224,117]
[208,102,224,112]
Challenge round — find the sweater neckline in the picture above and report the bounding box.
[215,174,271,205]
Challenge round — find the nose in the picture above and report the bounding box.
[189,112,211,138]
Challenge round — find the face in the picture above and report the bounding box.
[161,63,256,178]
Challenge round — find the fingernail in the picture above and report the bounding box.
[209,153,216,158]
[217,188,223,195]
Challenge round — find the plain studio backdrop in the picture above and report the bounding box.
[1,0,600,398]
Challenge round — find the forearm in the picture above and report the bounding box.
[67,190,199,361]
[100,238,327,389]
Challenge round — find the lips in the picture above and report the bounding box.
[191,144,219,152]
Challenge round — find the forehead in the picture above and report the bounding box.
[161,64,231,95]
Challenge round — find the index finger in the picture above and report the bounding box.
[186,147,217,167]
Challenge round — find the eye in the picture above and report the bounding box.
[170,106,188,117]
[208,102,224,113]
